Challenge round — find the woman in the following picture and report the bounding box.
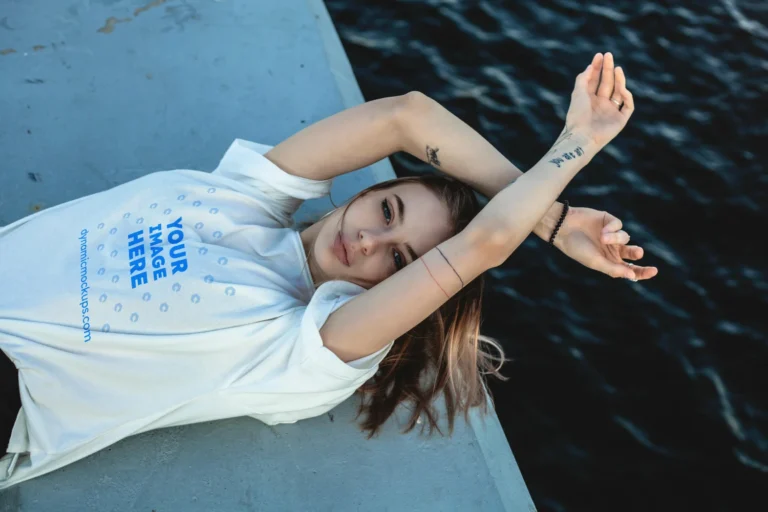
[0,52,656,488]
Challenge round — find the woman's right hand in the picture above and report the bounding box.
[565,52,635,149]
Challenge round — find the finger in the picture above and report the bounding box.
[623,262,659,281]
[619,245,644,261]
[597,52,615,98]
[587,53,603,94]
[601,230,630,245]
[601,212,622,234]
[614,66,635,116]
[574,61,594,91]
[614,64,626,95]
[604,261,638,280]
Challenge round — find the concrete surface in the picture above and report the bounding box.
[0,0,536,510]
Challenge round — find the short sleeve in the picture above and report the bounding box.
[299,281,396,380]
[241,281,396,427]
[212,138,333,226]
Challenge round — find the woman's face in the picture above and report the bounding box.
[300,182,454,289]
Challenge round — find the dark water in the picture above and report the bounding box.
[325,1,767,510]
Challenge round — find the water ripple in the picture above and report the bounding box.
[734,449,768,472]
[586,5,629,23]
[613,415,676,456]
[326,0,768,507]
[618,170,675,200]
[631,283,691,320]
[343,31,401,51]
[721,0,768,39]
[702,368,746,442]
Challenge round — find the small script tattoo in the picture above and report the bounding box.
[426,145,441,166]
[549,146,585,168]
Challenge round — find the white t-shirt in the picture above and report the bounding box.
[0,139,394,489]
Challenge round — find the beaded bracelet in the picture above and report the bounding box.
[548,200,569,246]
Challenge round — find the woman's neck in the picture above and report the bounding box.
[299,218,326,290]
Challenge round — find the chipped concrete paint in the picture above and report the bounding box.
[2,42,66,54]
[96,0,169,35]
[97,16,132,34]
[134,0,168,17]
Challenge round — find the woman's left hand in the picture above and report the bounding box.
[553,206,658,281]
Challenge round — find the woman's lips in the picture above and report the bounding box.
[342,234,349,266]
[335,231,350,266]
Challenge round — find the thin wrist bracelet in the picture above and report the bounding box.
[548,200,569,246]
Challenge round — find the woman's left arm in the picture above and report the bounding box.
[394,91,565,243]
[397,80,657,281]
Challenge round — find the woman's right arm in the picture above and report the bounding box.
[319,129,597,363]
[472,128,598,259]
[320,55,635,363]
[320,128,596,361]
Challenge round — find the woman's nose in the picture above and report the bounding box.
[359,229,389,256]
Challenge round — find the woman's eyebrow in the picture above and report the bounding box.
[394,193,419,262]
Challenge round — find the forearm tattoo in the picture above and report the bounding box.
[426,145,441,166]
[549,146,585,168]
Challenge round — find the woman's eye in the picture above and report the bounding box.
[393,250,404,270]
[382,199,403,270]
[381,198,392,224]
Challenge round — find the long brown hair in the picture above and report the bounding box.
[297,174,510,439]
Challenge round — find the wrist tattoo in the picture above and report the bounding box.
[426,145,441,166]
[548,146,585,168]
